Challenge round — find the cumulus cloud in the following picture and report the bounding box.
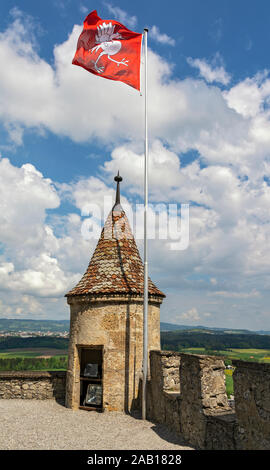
[103,3,137,29]
[0,158,86,303]
[149,25,175,46]
[179,307,200,322]
[210,290,260,299]
[224,71,270,118]
[0,158,59,250]
[187,55,231,85]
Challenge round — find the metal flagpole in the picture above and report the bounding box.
[142,27,148,421]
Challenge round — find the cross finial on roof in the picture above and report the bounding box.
[114,170,122,209]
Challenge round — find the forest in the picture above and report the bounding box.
[161,331,270,351]
[0,337,69,350]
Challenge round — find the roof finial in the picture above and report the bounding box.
[114,171,122,208]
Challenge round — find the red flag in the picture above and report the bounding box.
[72,10,143,91]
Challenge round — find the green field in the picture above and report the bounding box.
[178,347,270,364]
[0,348,68,358]
[0,349,68,371]
[225,369,234,398]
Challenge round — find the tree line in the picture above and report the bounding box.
[0,356,68,371]
[160,331,270,351]
[0,337,69,350]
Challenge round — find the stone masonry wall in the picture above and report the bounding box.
[66,296,161,412]
[148,352,270,450]
[147,350,181,434]
[179,353,233,449]
[0,371,66,400]
[232,360,270,450]
[147,351,236,449]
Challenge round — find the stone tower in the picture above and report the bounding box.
[65,173,165,412]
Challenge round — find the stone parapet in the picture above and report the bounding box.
[0,371,66,400]
[205,411,237,450]
[232,360,270,450]
[163,392,182,434]
[147,351,236,449]
[147,351,181,433]
[149,350,181,391]
[179,353,232,449]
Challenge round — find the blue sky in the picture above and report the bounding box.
[1,1,270,330]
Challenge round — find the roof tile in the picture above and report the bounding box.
[66,205,165,298]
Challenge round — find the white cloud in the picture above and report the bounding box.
[149,25,175,46]
[102,140,181,198]
[0,158,59,250]
[79,5,89,15]
[187,56,231,85]
[179,307,200,322]
[103,3,137,29]
[224,71,270,118]
[210,290,260,299]
[0,158,85,301]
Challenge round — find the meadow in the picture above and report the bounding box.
[178,347,270,364]
[0,349,68,371]
[225,369,234,398]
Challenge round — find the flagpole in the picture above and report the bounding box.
[142,27,148,421]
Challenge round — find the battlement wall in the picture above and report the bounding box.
[232,359,270,450]
[147,351,270,450]
[0,371,66,401]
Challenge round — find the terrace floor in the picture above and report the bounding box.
[0,399,194,450]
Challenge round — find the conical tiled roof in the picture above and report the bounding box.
[66,204,165,298]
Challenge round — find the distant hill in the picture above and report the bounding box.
[0,318,70,333]
[1,318,270,336]
[160,322,195,331]
[160,322,270,336]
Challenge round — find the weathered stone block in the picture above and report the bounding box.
[233,360,270,450]
[179,353,231,449]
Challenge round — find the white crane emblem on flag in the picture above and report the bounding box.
[89,22,129,73]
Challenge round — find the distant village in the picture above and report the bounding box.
[0,331,69,338]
